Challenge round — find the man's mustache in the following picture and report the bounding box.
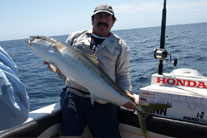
[97,22,109,27]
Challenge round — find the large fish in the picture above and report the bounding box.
[27,36,171,138]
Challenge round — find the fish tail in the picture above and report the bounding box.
[137,112,148,138]
[136,103,172,138]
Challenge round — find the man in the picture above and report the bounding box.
[46,4,138,138]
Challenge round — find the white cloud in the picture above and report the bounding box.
[114,1,162,14]
[168,0,207,11]
[113,0,207,28]
[113,0,207,14]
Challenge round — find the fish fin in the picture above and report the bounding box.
[90,93,108,105]
[48,64,57,73]
[90,93,97,106]
[84,54,128,97]
[55,42,66,53]
[86,54,99,66]
[137,112,148,138]
[137,103,172,138]
[85,54,108,74]
[140,103,172,113]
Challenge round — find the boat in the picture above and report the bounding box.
[0,0,207,137]
[0,101,206,137]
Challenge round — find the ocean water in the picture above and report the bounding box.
[0,23,206,111]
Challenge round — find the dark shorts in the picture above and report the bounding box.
[60,91,120,138]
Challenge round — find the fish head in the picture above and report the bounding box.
[27,36,58,62]
[27,36,55,51]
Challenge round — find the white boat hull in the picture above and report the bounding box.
[1,101,206,138]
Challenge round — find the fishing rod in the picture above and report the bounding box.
[154,0,177,75]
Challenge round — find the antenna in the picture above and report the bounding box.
[154,0,177,75]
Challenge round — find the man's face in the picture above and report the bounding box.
[92,12,115,37]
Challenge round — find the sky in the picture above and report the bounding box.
[0,0,206,41]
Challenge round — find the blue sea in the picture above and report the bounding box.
[0,22,206,111]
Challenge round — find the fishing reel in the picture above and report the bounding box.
[154,48,177,67]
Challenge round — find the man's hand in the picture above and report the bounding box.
[123,91,139,111]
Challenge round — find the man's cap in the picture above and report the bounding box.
[93,4,115,17]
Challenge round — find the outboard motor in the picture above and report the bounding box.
[139,0,207,125]
[0,46,29,130]
[139,68,207,125]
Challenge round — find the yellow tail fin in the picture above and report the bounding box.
[137,103,172,138]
